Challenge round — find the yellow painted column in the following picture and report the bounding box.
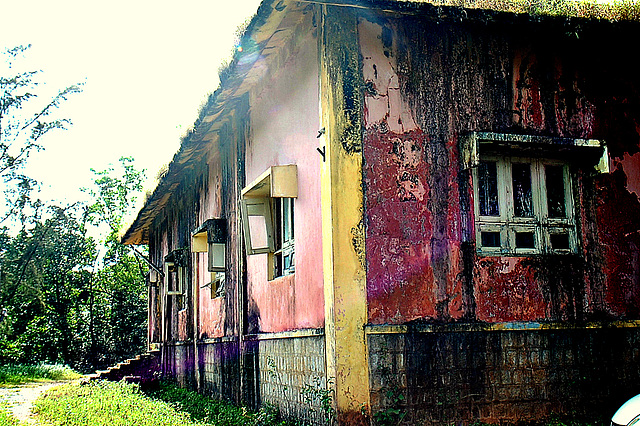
[319,5,370,424]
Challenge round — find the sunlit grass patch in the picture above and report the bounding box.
[0,402,22,426]
[34,381,202,426]
[34,380,294,426]
[0,364,81,387]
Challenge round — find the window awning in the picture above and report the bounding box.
[241,165,298,198]
[460,132,608,173]
[192,219,227,253]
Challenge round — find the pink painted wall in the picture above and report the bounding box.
[245,28,324,333]
[196,153,226,339]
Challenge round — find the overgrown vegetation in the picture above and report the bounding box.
[0,364,80,386]
[0,378,609,426]
[0,158,148,373]
[419,0,640,21]
[0,407,20,426]
[146,381,294,425]
[32,381,297,426]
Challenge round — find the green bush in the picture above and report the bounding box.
[0,339,20,366]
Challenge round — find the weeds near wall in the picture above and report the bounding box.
[264,355,336,424]
[371,338,409,425]
[373,387,407,426]
[265,355,288,394]
[301,376,335,423]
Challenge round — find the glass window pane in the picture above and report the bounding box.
[481,231,500,248]
[515,232,535,248]
[512,163,533,217]
[546,165,566,218]
[248,215,268,249]
[284,251,295,272]
[478,161,499,216]
[283,198,294,242]
[550,233,570,250]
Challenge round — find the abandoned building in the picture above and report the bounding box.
[122,0,640,423]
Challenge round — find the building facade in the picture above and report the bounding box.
[123,1,640,424]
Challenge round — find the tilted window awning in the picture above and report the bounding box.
[192,218,227,253]
[241,165,298,198]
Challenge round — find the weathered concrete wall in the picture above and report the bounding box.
[246,14,324,333]
[162,343,196,389]
[244,332,328,424]
[360,13,640,324]
[197,339,240,402]
[368,326,640,424]
[357,7,640,424]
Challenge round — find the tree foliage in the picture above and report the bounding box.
[0,159,148,372]
[0,44,82,226]
[0,45,147,373]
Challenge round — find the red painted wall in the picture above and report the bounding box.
[360,15,640,324]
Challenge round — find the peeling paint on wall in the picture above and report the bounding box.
[361,18,467,324]
[360,13,640,327]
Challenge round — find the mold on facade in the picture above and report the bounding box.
[122,1,640,424]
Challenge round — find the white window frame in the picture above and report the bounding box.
[165,262,185,296]
[192,219,227,298]
[241,165,297,280]
[164,249,188,297]
[472,156,577,255]
[241,197,276,255]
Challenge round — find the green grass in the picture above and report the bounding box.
[0,364,81,387]
[33,381,293,426]
[20,378,606,426]
[34,381,204,426]
[144,381,290,425]
[0,402,22,426]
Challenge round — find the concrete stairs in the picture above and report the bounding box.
[87,349,160,387]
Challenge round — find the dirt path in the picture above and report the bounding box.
[0,381,67,424]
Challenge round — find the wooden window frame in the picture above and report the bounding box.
[472,156,577,255]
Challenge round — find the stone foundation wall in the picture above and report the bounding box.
[160,331,327,424]
[367,324,640,425]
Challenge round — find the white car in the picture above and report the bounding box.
[612,394,640,426]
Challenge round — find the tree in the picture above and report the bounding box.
[0,49,147,371]
[83,157,148,370]
[0,204,96,366]
[0,158,148,372]
[1,45,82,225]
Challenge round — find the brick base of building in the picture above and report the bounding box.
[367,323,640,425]
[161,330,327,425]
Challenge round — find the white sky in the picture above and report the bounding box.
[1,0,262,215]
